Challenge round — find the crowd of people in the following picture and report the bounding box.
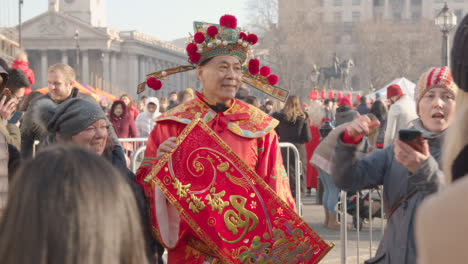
[0,12,467,264]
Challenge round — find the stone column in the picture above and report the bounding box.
[139,56,145,83]
[404,0,411,20]
[128,54,139,97]
[41,50,48,87]
[384,0,390,19]
[102,51,110,91]
[81,50,89,84]
[110,52,117,95]
[61,50,68,65]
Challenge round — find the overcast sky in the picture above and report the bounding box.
[0,0,249,41]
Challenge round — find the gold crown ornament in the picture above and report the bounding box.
[139,14,289,102]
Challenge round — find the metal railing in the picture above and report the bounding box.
[278,142,303,216]
[34,138,303,216]
[123,139,303,216]
[336,187,386,264]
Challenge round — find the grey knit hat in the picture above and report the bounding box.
[35,98,106,137]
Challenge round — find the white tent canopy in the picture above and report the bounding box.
[367,77,416,101]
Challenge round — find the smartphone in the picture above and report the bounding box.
[8,112,23,124]
[399,129,423,152]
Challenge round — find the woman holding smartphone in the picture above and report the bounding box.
[331,66,457,264]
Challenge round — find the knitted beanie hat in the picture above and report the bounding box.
[35,98,106,138]
[415,67,458,110]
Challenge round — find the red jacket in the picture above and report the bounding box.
[109,101,137,139]
[11,60,34,95]
[128,104,139,120]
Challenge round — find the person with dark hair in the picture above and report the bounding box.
[323,99,335,123]
[167,91,178,109]
[357,95,370,115]
[415,14,468,263]
[260,99,273,114]
[272,95,312,199]
[109,100,137,155]
[120,94,139,120]
[332,67,457,264]
[0,145,151,264]
[369,99,388,149]
[10,50,34,96]
[0,68,29,150]
[244,95,260,107]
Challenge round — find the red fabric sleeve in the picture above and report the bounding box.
[342,128,364,145]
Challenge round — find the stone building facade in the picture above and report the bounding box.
[19,0,193,99]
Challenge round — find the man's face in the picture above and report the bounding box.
[70,119,108,155]
[197,55,242,104]
[266,104,273,111]
[48,70,74,101]
[147,103,157,113]
[169,93,177,102]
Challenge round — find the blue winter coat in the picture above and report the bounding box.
[331,119,445,264]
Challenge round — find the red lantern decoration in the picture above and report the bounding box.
[328,91,335,100]
[309,90,318,100]
[356,94,361,103]
[320,90,326,100]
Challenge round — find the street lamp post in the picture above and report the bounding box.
[435,2,457,67]
[73,29,80,81]
[18,0,23,47]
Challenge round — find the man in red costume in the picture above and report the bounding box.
[136,15,296,263]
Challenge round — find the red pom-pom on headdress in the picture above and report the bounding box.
[260,66,270,77]
[248,58,260,75]
[189,53,201,64]
[220,14,237,29]
[267,74,278,86]
[186,43,197,55]
[239,32,247,40]
[246,34,258,45]
[207,26,218,38]
[147,77,162,90]
[194,32,205,44]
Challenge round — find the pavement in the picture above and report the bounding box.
[161,189,385,264]
[301,190,384,264]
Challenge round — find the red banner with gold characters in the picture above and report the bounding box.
[144,117,334,263]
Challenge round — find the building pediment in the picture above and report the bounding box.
[21,11,113,41]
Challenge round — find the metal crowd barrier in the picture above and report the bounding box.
[34,138,303,216]
[278,142,303,216]
[123,140,303,216]
[336,187,386,264]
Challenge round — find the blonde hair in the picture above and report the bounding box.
[442,91,468,183]
[48,63,76,83]
[308,100,325,127]
[281,95,305,123]
[15,50,28,62]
